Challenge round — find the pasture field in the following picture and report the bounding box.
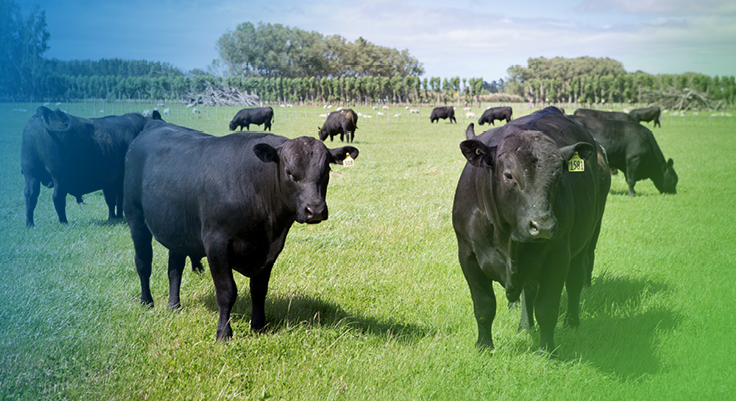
[1,103,735,399]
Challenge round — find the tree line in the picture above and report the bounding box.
[506,56,736,107]
[29,74,486,105]
[2,0,733,108]
[215,22,424,78]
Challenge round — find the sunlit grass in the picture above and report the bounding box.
[1,103,735,399]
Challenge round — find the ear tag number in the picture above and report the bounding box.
[343,153,354,167]
[568,152,584,172]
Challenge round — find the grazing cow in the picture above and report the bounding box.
[124,121,359,340]
[21,107,161,227]
[229,107,274,131]
[318,109,359,143]
[573,108,633,122]
[453,107,610,352]
[430,106,456,123]
[478,106,513,126]
[568,115,677,196]
[629,106,662,128]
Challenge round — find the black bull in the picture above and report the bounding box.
[21,106,161,227]
[229,107,274,131]
[478,106,513,126]
[124,121,358,340]
[452,107,610,352]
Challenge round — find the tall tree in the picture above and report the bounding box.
[0,0,49,98]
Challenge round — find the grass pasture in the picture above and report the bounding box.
[1,103,735,399]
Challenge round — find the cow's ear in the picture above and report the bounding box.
[465,123,476,140]
[559,142,595,163]
[151,110,162,120]
[667,158,674,168]
[460,140,495,168]
[253,144,280,163]
[329,146,359,165]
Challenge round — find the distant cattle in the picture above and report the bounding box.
[318,109,358,143]
[574,108,633,122]
[430,106,456,123]
[453,107,610,352]
[629,106,662,128]
[569,115,677,196]
[21,107,161,227]
[478,106,513,126]
[124,121,359,341]
[229,107,274,131]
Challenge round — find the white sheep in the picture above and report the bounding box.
[465,112,476,119]
[377,112,385,116]
[410,109,420,114]
[382,106,389,110]
[142,109,151,117]
[163,108,171,116]
[192,108,201,115]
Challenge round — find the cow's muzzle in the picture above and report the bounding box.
[304,203,328,224]
[527,216,556,241]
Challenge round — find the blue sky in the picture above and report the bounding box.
[21,0,736,80]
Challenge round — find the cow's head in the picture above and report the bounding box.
[253,136,358,224]
[229,120,237,131]
[460,130,595,243]
[661,158,678,194]
[317,126,329,141]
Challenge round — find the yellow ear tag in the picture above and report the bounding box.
[343,153,354,167]
[568,152,584,172]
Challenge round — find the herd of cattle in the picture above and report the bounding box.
[20,102,676,353]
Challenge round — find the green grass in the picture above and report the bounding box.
[1,103,735,399]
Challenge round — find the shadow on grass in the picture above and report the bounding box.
[557,272,681,381]
[194,291,434,343]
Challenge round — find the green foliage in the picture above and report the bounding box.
[506,57,736,108]
[0,0,49,98]
[216,22,424,79]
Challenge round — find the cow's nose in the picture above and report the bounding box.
[305,204,327,223]
[528,218,555,240]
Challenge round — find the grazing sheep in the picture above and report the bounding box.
[393,113,401,118]
[363,115,373,119]
[373,107,378,110]
[377,112,385,116]
[463,107,472,111]
[163,108,171,116]
[192,108,200,115]
[157,103,165,107]
[382,106,389,110]
[465,112,477,119]
[142,109,151,117]
[319,113,328,118]
[410,109,420,114]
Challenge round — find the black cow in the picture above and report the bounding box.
[568,115,677,196]
[453,107,610,353]
[124,121,358,341]
[430,106,456,123]
[574,108,634,122]
[21,106,161,227]
[629,106,662,128]
[229,107,274,131]
[318,109,358,143]
[478,106,513,126]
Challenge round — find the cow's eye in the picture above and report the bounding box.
[286,170,296,181]
[503,171,514,182]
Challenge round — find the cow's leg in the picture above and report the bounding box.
[518,281,538,332]
[167,251,187,309]
[102,186,117,220]
[128,212,154,306]
[51,179,68,224]
[564,253,586,328]
[24,175,41,227]
[458,243,496,349]
[534,270,566,353]
[206,238,237,341]
[625,157,640,196]
[249,264,273,332]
